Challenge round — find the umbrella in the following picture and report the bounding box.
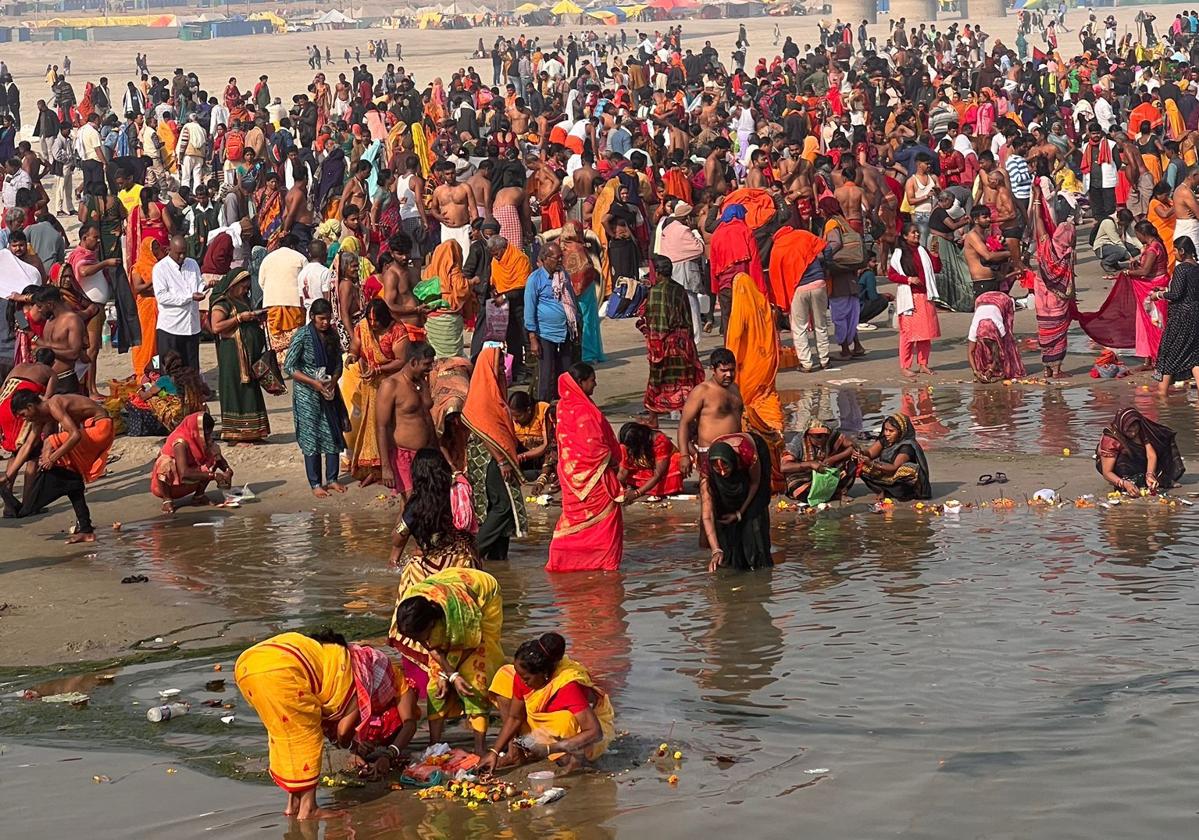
[647,0,696,8]
[551,0,583,12]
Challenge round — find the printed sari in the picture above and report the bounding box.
[1094,407,1185,489]
[1033,207,1075,367]
[346,319,407,481]
[210,270,271,442]
[560,221,604,362]
[150,411,221,500]
[388,567,504,731]
[547,372,623,573]
[638,271,702,414]
[860,412,932,501]
[969,291,1027,382]
[255,185,284,251]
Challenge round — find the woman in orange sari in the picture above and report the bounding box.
[1148,181,1177,276]
[547,365,623,573]
[725,272,785,491]
[344,299,410,485]
[129,237,163,377]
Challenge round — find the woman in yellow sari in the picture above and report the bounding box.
[480,631,615,775]
[156,116,179,175]
[1149,181,1177,276]
[129,237,163,377]
[235,629,418,821]
[344,298,409,485]
[724,272,785,491]
[389,567,504,754]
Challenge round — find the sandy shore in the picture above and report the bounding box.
[1,6,1189,668]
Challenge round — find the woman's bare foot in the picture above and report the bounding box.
[901,368,917,378]
[359,474,377,488]
[918,365,934,375]
[66,532,96,544]
[326,482,347,494]
[191,493,214,506]
[312,486,330,498]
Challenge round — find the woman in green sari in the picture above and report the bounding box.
[209,269,271,443]
[77,180,124,264]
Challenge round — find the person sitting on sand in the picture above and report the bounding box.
[854,412,932,502]
[479,631,614,775]
[0,391,114,543]
[150,411,234,513]
[235,629,418,821]
[1095,408,1185,495]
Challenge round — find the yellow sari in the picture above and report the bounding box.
[156,120,179,173]
[234,632,355,793]
[724,272,785,490]
[489,657,616,761]
[345,319,403,480]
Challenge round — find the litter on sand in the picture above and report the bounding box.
[805,768,830,774]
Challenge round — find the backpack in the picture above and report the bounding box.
[224,128,245,162]
[830,218,867,269]
[605,276,646,319]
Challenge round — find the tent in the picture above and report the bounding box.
[515,1,543,10]
[648,0,697,8]
[551,0,583,13]
[587,9,618,22]
[313,9,358,26]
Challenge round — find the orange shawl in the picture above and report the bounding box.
[766,226,826,310]
[423,240,474,321]
[725,273,784,490]
[662,167,692,205]
[720,188,777,230]
[490,244,531,294]
[709,216,764,294]
[461,346,520,471]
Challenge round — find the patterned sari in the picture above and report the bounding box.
[255,184,284,251]
[1033,213,1075,367]
[388,567,503,731]
[346,319,407,481]
[638,272,702,413]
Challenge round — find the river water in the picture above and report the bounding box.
[4,481,1199,838]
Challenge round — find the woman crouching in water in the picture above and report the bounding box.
[478,632,615,775]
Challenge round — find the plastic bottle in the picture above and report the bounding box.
[146,702,190,722]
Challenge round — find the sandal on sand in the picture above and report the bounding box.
[994,472,1009,484]
[977,474,995,486]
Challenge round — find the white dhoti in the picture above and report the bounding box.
[440,224,471,262]
[1174,218,1199,254]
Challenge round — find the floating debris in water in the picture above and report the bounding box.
[92,775,110,784]
[204,679,225,692]
[40,692,89,707]
[805,768,830,774]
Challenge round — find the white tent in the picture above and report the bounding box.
[314,9,358,25]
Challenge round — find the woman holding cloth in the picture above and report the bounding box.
[149,411,234,513]
[888,223,941,378]
[547,364,624,573]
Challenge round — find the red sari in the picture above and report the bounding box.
[151,411,221,500]
[547,373,623,573]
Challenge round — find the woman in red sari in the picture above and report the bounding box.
[546,366,623,573]
[125,187,171,274]
[1116,221,1170,369]
[150,411,234,513]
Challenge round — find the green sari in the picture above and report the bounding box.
[211,269,271,442]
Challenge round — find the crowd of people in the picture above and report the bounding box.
[3,10,1199,814]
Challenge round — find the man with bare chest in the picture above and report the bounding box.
[429,160,477,258]
[1173,170,1199,253]
[963,205,1011,295]
[678,348,745,479]
[281,164,315,253]
[833,166,866,233]
[375,341,436,499]
[705,139,732,197]
[32,286,87,394]
[466,158,493,221]
[383,232,427,328]
[339,159,371,217]
[570,151,598,222]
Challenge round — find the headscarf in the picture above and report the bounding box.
[211,269,256,384]
[878,413,931,499]
[555,371,620,506]
[461,346,520,472]
[157,411,215,470]
[133,236,159,285]
[422,239,472,317]
[718,203,747,224]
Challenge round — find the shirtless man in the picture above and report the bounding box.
[531,151,566,231]
[570,151,599,222]
[1173,169,1199,253]
[376,341,436,499]
[281,162,315,251]
[339,159,371,218]
[1,391,113,543]
[704,138,732,197]
[963,205,1011,296]
[1026,125,1062,169]
[746,149,769,189]
[491,150,532,248]
[466,158,493,221]
[429,160,477,256]
[987,170,1025,278]
[31,285,87,394]
[678,347,745,480]
[833,165,866,233]
[382,231,427,328]
[0,348,56,476]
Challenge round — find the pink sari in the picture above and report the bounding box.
[1125,240,1169,358]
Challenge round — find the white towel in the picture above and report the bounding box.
[888,246,939,317]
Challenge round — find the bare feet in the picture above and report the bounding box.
[66,532,96,544]
[901,368,917,378]
[326,482,346,494]
[312,486,330,498]
[161,500,177,515]
[917,365,934,375]
[191,493,214,506]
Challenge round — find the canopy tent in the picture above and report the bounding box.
[647,0,697,8]
[248,11,288,31]
[514,1,543,10]
[314,9,358,25]
[587,9,619,23]
[620,3,649,15]
[551,0,584,13]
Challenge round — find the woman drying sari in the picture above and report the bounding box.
[1114,221,1170,368]
[390,567,505,753]
[209,269,271,443]
[1095,407,1184,495]
[968,291,1026,383]
[547,368,623,573]
[236,630,417,821]
[637,254,703,419]
[701,431,773,572]
[856,412,932,501]
[150,411,234,513]
[461,346,527,562]
[345,299,411,485]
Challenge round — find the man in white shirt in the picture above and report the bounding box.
[258,234,309,352]
[208,96,230,136]
[76,112,105,195]
[1,157,31,216]
[175,113,208,191]
[298,241,334,312]
[49,123,78,215]
[1093,88,1116,133]
[151,234,206,373]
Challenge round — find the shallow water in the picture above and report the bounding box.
[782,383,1199,458]
[3,494,1199,839]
